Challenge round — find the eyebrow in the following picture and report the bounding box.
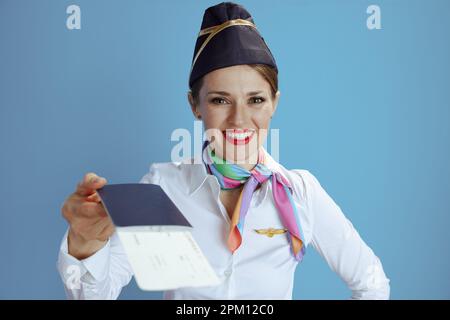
[207,90,264,96]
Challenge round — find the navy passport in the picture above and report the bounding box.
[95,183,220,291]
[97,183,192,228]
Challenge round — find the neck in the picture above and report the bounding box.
[236,162,257,171]
[205,143,262,171]
[233,147,260,171]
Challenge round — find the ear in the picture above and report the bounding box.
[270,90,281,118]
[187,91,201,120]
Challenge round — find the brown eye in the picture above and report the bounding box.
[250,97,265,104]
[211,97,228,105]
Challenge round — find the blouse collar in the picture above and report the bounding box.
[183,146,284,202]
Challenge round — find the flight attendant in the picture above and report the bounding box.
[57,2,390,299]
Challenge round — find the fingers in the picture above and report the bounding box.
[96,221,115,242]
[90,216,112,235]
[75,172,108,197]
[71,215,112,242]
[86,192,101,203]
[62,172,115,245]
[77,201,108,218]
[62,172,114,250]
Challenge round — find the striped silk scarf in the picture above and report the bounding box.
[202,140,306,262]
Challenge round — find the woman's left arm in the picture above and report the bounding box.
[295,170,391,300]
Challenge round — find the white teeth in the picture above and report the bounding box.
[225,131,254,140]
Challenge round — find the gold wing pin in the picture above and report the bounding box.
[254,228,288,238]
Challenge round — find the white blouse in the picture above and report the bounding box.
[57,149,390,299]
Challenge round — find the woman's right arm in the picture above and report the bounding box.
[56,172,133,299]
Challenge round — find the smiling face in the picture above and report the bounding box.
[188,64,280,169]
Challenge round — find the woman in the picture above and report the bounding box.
[57,2,390,299]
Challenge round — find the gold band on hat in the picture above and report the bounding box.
[190,18,258,76]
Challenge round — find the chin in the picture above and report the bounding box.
[222,146,259,165]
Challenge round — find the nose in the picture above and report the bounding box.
[228,100,248,127]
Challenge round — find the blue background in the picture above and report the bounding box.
[0,0,449,299]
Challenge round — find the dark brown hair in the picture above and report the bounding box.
[190,64,278,105]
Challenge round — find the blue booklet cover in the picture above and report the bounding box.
[97,183,192,228]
